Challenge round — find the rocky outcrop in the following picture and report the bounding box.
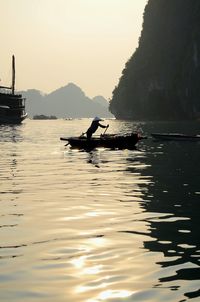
[109,0,200,120]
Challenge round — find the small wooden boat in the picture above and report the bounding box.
[60,133,143,149]
[151,133,200,141]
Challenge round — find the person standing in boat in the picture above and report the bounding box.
[86,117,109,139]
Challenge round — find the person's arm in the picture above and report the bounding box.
[99,122,108,128]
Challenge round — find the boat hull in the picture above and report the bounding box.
[0,113,27,124]
[151,133,200,141]
[60,133,140,149]
[0,93,27,124]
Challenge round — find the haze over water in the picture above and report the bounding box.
[0,119,200,302]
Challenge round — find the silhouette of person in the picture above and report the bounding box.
[86,117,109,139]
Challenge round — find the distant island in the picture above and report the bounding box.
[109,0,200,120]
[33,114,57,120]
[20,83,113,119]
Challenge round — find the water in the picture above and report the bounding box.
[0,119,200,302]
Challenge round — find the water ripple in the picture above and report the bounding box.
[0,120,200,301]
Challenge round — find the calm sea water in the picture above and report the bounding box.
[0,119,200,302]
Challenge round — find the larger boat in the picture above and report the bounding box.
[0,55,27,124]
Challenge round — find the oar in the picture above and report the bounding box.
[79,132,86,137]
[102,125,109,136]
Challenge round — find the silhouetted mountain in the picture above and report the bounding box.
[22,83,113,118]
[109,0,200,120]
[92,96,108,108]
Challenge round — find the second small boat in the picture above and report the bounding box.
[151,133,200,141]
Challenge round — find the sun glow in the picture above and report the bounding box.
[71,256,86,269]
[86,289,134,301]
[1,0,148,98]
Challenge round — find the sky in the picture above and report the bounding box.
[0,0,147,99]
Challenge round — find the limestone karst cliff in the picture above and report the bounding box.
[109,0,200,120]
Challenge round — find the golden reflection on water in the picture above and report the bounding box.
[71,255,87,269]
[93,289,133,300]
[1,120,200,302]
[82,265,103,275]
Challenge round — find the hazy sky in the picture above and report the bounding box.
[1,0,147,98]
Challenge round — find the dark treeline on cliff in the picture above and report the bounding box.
[109,0,200,120]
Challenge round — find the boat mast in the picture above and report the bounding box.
[12,55,15,94]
